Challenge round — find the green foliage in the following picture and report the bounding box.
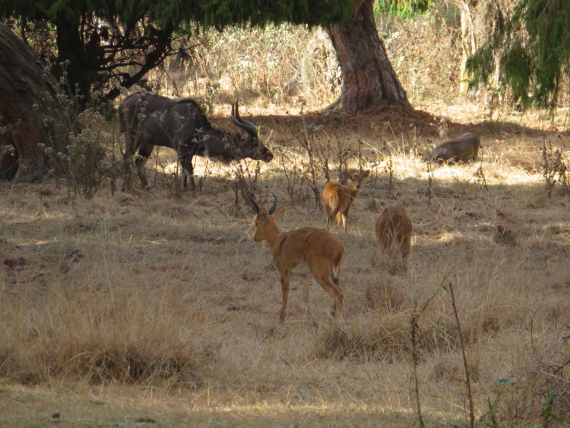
[198,0,354,28]
[540,385,563,428]
[375,0,432,17]
[0,0,355,30]
[503,44,533,106]
[467,0,570,110]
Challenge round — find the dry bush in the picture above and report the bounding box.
[379,11,461,104]
[145,10,461,110]
[150,25,341,109]
[541,141,570,197]
[480,305,569,426]
[0,268,203,385]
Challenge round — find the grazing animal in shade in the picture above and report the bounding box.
[250,193,345,323]
[119,92,273,189]
[375,206,412,274]
[431,133,480,163]
[323,170,370,233]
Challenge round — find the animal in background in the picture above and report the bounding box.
[323,170,371,233]
[118,92,273,189]
[375,206,412,274]
[431,133,480,163]
[250,193,345,323]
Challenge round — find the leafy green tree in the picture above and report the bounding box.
[466,0,570,110]
[0,0,427,111]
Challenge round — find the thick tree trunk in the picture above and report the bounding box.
[55,19,99,102]
[0,23,69,181]
[326,0,411,112]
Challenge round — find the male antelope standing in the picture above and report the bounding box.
[250,193,345,323]
[375,206,413,274]
[323,170,370,233]
[119,92,273,190]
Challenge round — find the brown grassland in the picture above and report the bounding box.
[1,14,569,428]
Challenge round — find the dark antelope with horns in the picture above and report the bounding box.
[249,193,345,323]
[119,92,273,189]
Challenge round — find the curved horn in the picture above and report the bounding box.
[248,193,260,213]
[268,192,278,215]
[231,100,258,138]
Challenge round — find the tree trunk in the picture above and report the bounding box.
[458,0,479,94]
[458,0,519,96]
[0,23,69,181]
[55,18,99,103]
[326,0,411,112]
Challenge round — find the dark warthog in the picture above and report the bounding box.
[431,133,480,163]
[119,92,273,189]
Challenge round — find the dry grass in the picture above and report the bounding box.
[1,118,569,425]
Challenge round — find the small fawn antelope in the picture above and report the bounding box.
[375,206,412,274]
[323,170,370,233]
[249,193,345,323]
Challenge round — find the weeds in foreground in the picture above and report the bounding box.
[409,276,448,428]
[448,281,475,428]
[274,126,364,210]
[227,159,262,212]
[479,305,569,426]
[35,71,121,199]
[541,141,569,197]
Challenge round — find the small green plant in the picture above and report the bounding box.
[481,397,500,428]
[39,104,109,199]
[540,385,563,428]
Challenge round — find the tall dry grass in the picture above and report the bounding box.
[143,10,461,112]
[2,126,569,425]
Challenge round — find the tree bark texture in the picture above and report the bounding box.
[326,0,411,112]
[459,0,478,94]
[0,23,67,181]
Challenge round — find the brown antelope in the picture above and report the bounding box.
[375,206,412,274]
[249,193,345,323]
[323,170,370,233]
[431,133,480,163]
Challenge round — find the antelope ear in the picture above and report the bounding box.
[273,205,286,222]
[361,170,371,178]
[341,170,352,181]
